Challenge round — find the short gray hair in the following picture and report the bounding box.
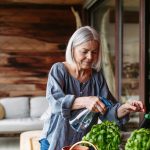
[65,26,102,72]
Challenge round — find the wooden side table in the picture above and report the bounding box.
[20,130,42,150]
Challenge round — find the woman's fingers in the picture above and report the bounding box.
[95,104,104,114]
[91,101,106,114]
[129,100,145,112]
[86,96,107,114]
[95,100,107,114]
[124,103,137,112]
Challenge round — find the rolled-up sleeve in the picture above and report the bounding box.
[98,70,130,127]
[46,63,75,119]
[61,95,76,118]
[103,103,130,127]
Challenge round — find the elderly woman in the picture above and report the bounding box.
[39,26,144,150]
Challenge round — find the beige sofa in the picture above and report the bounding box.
[0,96,48,134]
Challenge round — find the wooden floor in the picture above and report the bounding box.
[0,137,19,150]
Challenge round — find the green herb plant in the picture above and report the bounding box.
[82,121,121,150]
[125,128,150,150]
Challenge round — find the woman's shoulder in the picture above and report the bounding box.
[50,62,67,75]
[51,62,64,69]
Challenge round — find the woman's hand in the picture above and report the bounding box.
[85,96,107,114]
[72,96,107,114]
[117,100,145,119]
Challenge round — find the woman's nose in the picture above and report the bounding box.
[86,52,92,59]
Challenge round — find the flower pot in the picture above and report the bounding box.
[62,145,89,150]
[62,141,98,150]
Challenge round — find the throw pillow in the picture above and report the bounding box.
[0,103,5,119]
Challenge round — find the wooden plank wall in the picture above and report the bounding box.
[0,3,79,97]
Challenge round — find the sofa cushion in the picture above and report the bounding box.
[0,118,43,133]
[0,103,5,119]
[0,97,29,119]
[30,96,48,118]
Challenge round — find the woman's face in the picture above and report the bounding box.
[73,40,99,70]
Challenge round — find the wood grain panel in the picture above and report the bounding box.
[0,48,65,96]
[0,3,77,97]
[0,53,65,67]
[0,0,84,5]
[0,77,46,84]
[0,4,77,42]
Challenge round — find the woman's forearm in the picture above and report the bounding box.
[117,105,130,119]
[71,97,86,110]
[71,96,107,114]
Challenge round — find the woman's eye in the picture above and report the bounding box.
[80,50,98,55]
[81,51,87,54]
[92,51,98,54]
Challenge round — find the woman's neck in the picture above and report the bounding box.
[67,63,92,83]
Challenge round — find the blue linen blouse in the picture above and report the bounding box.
[40,62,129,150]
